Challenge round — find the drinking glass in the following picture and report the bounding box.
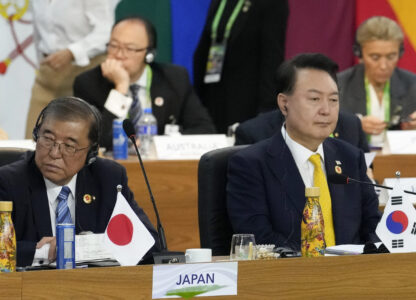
[230,234,256,260]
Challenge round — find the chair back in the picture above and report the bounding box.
[198,145,248,256]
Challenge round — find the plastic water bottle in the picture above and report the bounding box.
[0,201,16,272]
[138,108,158,157]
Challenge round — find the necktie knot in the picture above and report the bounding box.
[129,84,140,96]
[309,153,321,168]
[58,186,71,202]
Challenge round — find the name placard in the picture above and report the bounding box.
[152,262,238,299]
[153,135,229,160]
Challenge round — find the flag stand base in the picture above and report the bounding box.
[153,251,185,264]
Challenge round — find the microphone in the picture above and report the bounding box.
[327,173,416,196]
[122,119,185,264]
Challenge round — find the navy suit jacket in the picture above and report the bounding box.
[0,152,159,267]
[73,63,216,149]
[227,131,380,250]
[235,109,369,153]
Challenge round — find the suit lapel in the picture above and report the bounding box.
[265,132,306,216]
[227,0,250,45]
[75,165,100,234]
[349,65,367,115]
[390,68,407,115]
[149,65,167,126]
[27,156,52,237]
[324,139,346,242]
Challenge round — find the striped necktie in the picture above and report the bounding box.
[56,186,73,224]
[308,154,336,247]
[129,84,143,134]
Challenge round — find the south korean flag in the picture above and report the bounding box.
[376,180,416,253]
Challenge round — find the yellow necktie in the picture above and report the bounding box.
[308,154,335,247]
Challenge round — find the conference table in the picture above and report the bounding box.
[4,252,416,299]
[119,153,416,253]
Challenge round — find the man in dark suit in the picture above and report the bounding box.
[235,109,369,153]
[193,0,289,133]
[0,97,159,267]
[74,16,215,150]
[227,53,380,250]
[338,16,416,148]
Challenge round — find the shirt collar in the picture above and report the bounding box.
[44,174,77,205]
[134,66,148,89]
[281,125,325,166]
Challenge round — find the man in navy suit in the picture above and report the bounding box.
[74,16,215,150]
[0,97,159,267]
[227,53,380,250]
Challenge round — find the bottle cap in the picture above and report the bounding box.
[305,187,320,197]
[144,108,152,114]
[0,201,13,212]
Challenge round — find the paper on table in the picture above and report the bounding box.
[76,233,115,263]
[364,152,376,168]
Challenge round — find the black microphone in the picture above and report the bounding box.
[123,119,185,264]
[327,173,416,196]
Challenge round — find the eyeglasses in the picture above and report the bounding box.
[106,42,148,56]
[37,136,89,157]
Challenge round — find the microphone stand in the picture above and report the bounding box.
[130,137,185,264]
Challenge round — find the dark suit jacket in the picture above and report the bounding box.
[235,110,369,152]
[0,152,159,267]
[193,0,289,133]
[73,63,216,149]
[338,64,416,119]
[227,132,380,250]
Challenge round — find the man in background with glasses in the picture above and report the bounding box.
[0,97,159,267]
[74,16,215,150]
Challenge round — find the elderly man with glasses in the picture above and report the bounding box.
[0,97,159,267]
[73,16,215,150]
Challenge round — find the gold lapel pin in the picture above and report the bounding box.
[335,166,342,174]
[83,194,92,204]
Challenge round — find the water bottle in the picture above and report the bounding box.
[112,119,128,160]
[138,108,158,157]
[0,201,16,272]
[301,187,325,257]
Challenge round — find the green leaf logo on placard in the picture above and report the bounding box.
[165,285,226,299]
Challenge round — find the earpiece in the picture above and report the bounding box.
[145,49,156,64]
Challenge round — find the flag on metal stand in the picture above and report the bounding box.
[376,179,416,253]
[104,185,155,266]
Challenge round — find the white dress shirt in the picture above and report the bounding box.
[368,83,386,147]
[31,0,113,66]
[281,125,326,187]
[32,175,77,265]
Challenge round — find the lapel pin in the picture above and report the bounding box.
[243,0,251,12]
[335,160,342,165]
[83,194,92,204]
[155,97,164,107]
[335,166,342,174]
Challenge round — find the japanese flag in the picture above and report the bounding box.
[104,187,155,266]
[376,180,416,253]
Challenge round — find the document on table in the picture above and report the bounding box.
[76,233,115,263]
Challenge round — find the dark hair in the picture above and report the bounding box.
[112,16,157,49]
[275,53,339,95]
[36,97,101,145]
